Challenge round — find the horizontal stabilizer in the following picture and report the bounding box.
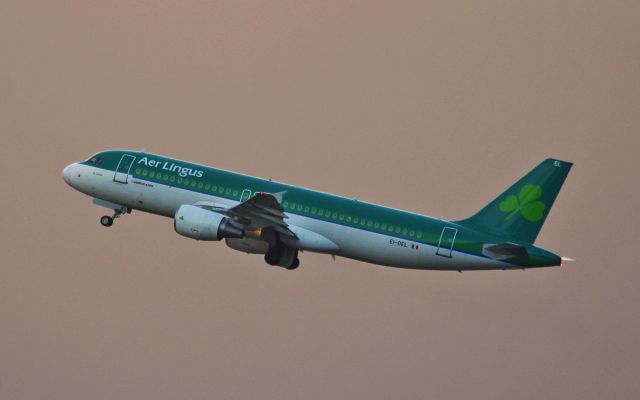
[482,243,528,261]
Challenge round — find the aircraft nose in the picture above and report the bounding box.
[62,163,76,185]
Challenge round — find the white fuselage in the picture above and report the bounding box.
[63,162,507,270]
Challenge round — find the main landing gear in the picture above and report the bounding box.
[100,207,129,227]
[264,242,300,270]
[262,228,300,270]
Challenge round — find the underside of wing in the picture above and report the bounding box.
[191,191,337,269]
[196,191,293,236]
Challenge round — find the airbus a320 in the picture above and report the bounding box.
[63,151,572,271]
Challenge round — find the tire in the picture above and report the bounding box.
[100,216,113,227]
[286,258,300,270]
[264,252,279,266]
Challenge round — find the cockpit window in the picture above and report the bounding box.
[88,156,102,164]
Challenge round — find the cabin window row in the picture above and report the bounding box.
[135,167,424,240]
[281,201,423,239]
[135,168,241,198]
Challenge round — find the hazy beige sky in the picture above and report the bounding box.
[1,1,639,399]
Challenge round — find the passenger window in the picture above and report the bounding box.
[184,178,190,185]
[346,216,352,222]
[374,222,380,229]
[388,225,394,232]
[409,230,415,237]
[134,168,141,175]
[417,232,423,239]
[225,188,231,195]
[218,186,224,193]
[149,171,155,178]
[311,208,317,215]
[198,182,203,189]
[353,217,359,224]
[233,190,239,197]
[367,220,373,227]
[212,185,217,192]
[339,214,344,221]
[381,223,387,230]
[290,203,296,210]
[360,219,366,226]
[191,181,197,188]
[283,201,289,208]
[395,227,401,233]
[297,205,303,211]
[304,206,310,213]
[205,184,210,190]
[402,228,408,235]
[163,174,169,181]
[177,178,183,184]
[170,176,175,183]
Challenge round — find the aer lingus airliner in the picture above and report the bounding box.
[63,151,572,270]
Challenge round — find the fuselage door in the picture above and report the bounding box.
[240,189,253,202]
[114,154,136,184]
[436,226,458,257]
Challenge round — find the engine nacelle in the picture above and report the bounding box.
[174,205,243,241]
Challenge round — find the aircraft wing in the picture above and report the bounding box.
[195,191,293,236]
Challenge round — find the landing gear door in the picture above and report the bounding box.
[436,227,458,258]
[114,154,136,184]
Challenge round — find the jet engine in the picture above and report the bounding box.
[174,205,243,241]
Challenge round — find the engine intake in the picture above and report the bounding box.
[174,205,243,241]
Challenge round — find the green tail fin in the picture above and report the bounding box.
[455,159,572,243]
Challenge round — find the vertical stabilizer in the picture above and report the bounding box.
[455,159,572,243]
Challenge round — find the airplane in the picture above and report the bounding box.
[62,150,572,271]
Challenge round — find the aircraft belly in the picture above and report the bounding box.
[286,215,424,268]
[287,214,508,270]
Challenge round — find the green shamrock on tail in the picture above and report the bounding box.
[499,184,546,222]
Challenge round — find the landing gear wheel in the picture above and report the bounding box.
[99,206,129,227]
[264,252,279,266]
[286,258,300,270]
[100,215,114,227]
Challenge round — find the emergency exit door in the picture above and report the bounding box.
[436,227,458,258]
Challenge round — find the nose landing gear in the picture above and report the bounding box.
[100,206,129,227]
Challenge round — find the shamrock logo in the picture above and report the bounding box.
[499,184,546,222]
